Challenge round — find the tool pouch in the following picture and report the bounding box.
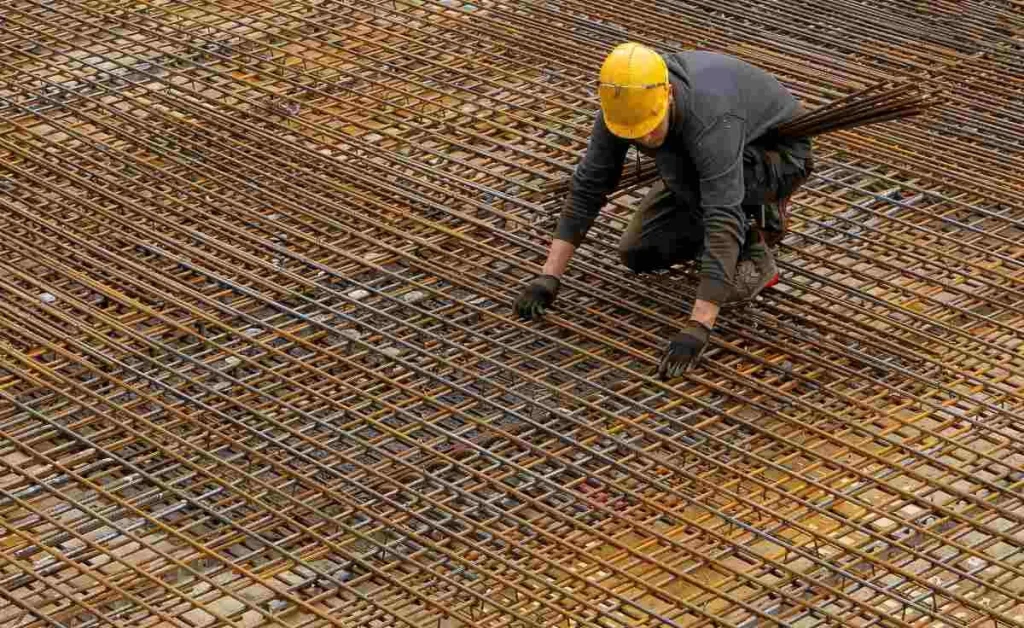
[760,147,814,247]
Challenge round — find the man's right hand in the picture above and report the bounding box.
[657,321,712,380]
[513,275,561,321]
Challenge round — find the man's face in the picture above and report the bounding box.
[635,94,672,149]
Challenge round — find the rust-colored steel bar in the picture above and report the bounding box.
[1,1,1022,628]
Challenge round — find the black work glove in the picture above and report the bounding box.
[657,321,712,380]
[513,275,560,321]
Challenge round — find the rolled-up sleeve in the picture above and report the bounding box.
[692,114,747,304]
[554,112,630,247]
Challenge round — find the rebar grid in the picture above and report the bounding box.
[0,1,1022,627]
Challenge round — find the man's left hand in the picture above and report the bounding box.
[657,321,712,380]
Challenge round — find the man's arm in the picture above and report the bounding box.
[657,114,746,378]
[546,112,630,265]
[541,238,577,277]
[691,114,748,325]
[513,112,629,321]
[690,299,721,329]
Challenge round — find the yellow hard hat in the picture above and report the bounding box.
[598,43,671,139]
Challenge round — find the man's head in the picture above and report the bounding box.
[598,42,673,148]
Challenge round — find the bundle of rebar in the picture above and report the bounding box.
[1,1,1022,628]
[776,81,944,139]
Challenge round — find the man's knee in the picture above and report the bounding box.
[619,238,700,274]
[619,240,666,274]
[618,209,673,274]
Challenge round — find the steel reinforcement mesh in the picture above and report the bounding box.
[0,1,1022,627]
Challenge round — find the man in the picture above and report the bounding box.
[513,42,813,380]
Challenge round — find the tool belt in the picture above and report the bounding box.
[747,144,814,248]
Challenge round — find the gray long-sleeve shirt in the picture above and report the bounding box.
[555,51,801,303]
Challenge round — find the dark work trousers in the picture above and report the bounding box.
[618,138,813,274]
